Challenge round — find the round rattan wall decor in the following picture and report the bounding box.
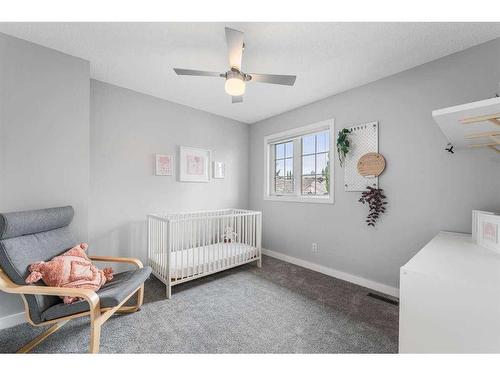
[357,152,386,177]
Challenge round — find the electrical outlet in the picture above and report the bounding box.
[312,242,318,252]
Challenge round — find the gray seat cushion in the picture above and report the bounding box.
[41,266,152,322]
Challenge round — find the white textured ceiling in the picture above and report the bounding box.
[0,23,499,123]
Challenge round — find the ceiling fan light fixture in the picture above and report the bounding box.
[174,28,296,103]
[225,76,246,96]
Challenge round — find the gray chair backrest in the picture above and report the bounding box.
[0,206,76,323]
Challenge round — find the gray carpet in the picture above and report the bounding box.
[0,256,399,353]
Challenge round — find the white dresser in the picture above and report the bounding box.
[399,231,500,353]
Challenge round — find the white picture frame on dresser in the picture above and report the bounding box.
[476,212,500,253]
[472,210,495,242]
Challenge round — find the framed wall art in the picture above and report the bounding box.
[475,211,500,253]
[213,161,225,179]
[155,154,174,176]
[179,146,211,182]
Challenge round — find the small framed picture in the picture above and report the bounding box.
[472,210,495,242]
[213,161,225,179]
[155,154,173,176]
[179,146,211,182]
[476,212,500,253]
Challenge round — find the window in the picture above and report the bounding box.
[301,131,330,196]
[274,141,294,194]
[264,120,334,204]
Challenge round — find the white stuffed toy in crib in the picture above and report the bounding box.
[223,227,238,243]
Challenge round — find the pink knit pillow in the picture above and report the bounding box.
[25,243,113,304]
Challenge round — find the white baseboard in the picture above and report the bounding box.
[261,248,399,298]
[0,311,25,330]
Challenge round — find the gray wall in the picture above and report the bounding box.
[0,31,498,326]
[89,80,249,262]
[249,38,500,290]
[0,34,90,318]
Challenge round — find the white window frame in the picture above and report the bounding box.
[263,119,335,204]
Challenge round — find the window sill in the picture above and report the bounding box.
[264,195,334,204]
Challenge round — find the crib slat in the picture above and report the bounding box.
[242,215,245,262]
[241,215,243,262]
[196,219,199,276]
[206,216,209,273]
[193,218,196,277]
[244,214,247,261]
[175,220,179,280]
[154,219,157,276]
[232,215,235,266]
[223,216,226,268]
[217,215,221,271]
[198,219,200,274]
[159,219,162,280]
[203,218,206,274]
[241,215,244,263]
[190,218,193,278]
[253,214,256,258]
[163,220,166,281]
[166,220,170,287]
[234,215,237,265]
[250,214,253,258]
[236,215,239,265]
[182,219,185,279]
[162,219,165,280]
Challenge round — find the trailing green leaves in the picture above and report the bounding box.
[359,186,387,227]
[336,128,351,167]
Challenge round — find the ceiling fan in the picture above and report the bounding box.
[173,27,297,103]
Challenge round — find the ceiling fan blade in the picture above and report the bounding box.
[173,68,224,78]
[232,96,243,104]
[225,27,244,70]
[249,73,296,86]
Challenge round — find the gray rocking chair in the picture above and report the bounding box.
[0,206,152,353]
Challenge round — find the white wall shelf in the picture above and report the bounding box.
[432,97,500,153]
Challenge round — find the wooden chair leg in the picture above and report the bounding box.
[17,320,68,353]
[136,284,144,308]
[113,284,145,314]
[89,319,101,354]
[89,299,102,354]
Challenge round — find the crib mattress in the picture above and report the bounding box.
[150,242,258,279]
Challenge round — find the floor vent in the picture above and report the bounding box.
[367,292,399,306]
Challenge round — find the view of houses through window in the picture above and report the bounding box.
[301,131,330,196]
[274,141,294,194]
[272,129,330,197]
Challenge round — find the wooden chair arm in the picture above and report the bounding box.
[0,269,100,308]
[89,255,143,268]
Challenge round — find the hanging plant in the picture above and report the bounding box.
[358,186,387,227]
[336,128,351,167]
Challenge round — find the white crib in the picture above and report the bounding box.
[147,209,262,298]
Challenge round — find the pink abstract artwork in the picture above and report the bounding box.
[155,154,173,176]
[187,155,205,175]
[179,146,210,182]
[483,222,498,243]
